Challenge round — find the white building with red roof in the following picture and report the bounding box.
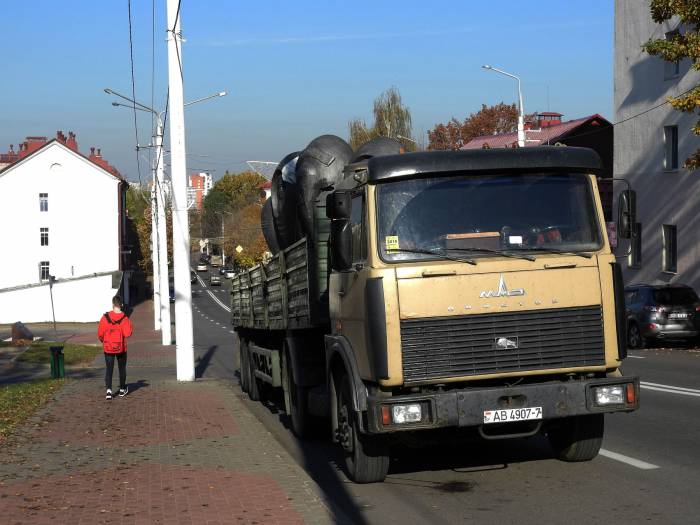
[0,131,129,322]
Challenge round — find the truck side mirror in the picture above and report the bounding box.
[326,191,351,220]
[617,189,636,239]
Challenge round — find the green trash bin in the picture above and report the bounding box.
[49,346,65,379]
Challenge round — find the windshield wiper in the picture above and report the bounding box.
[389,247,477,265]
[513,246,593,259]
[444,246,536,262]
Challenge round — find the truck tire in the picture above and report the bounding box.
[337,375,389,483]
[548,414,604,462]
[239,337,250,394]
[281,344,312,438]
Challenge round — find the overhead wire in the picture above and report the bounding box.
[126,0,144,188]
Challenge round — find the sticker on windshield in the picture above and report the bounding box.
[385,236,400,252]
[508,235,523,245]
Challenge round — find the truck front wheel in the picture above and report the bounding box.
[548,414,604,462]
[337,375,389,483]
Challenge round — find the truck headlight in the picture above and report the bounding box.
[594,385,624,406]
[392,403,423,424]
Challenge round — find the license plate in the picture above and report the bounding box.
[483,407,543,424]
[669,313,690,319]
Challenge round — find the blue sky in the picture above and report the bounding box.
[0,0,614,182]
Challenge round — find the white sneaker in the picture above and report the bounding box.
[105,389,113,400]
[118,387,128,397]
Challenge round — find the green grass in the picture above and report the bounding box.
[15,342,100,366]
[0,379,66,442]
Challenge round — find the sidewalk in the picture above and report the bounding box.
[0,301,336,524]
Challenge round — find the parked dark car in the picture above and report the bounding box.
[625,284,700,348]
[209,274,222,286]
[190,270,197,284]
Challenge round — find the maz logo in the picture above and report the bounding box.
[479,274,525,298]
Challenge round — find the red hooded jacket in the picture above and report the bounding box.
[97,311,133,354]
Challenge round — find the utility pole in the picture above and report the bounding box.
[167,0,195,381]
[154,120,172,345]
[150,166,161,331]
[221,214,225,267]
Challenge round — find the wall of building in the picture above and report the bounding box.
[614,0,700,290]
[0,275,116,323]
[0,142,122,322]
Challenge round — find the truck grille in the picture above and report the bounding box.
[401,306,605,383]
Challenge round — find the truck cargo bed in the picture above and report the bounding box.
[231,207,330,331]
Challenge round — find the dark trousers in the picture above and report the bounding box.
[104,352,127,390]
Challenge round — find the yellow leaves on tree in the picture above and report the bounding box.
[223,203,268,268]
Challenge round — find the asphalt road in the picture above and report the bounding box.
[191,268,700,524]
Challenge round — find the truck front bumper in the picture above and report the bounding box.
[366,376,639,434]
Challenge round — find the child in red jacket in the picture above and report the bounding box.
[97,295,133,400]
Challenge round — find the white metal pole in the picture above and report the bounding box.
[516,77,525,148]
[221,215,225,267]
[166,0,195,381]
[151,166,161,331]
[155,119,172,345]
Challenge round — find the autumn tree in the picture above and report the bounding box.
[348,87,416,151]
[428,103,523,150]
[201,170,266,238]
[642,0,700,169]
[223,203,268,268]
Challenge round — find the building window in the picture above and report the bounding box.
[40,227,49,246]
[39,193,48,212]
[664,31,681,79]
[664,126,679,170]
[629,222,642,269]
[39,261,50,282]
[662,224,677,273]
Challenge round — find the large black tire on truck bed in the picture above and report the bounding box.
[548,414,604,462]
[337,375,390,483]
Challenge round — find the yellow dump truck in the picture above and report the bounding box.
[231,147,639,483]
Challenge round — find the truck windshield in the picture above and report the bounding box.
[376,173,602,262]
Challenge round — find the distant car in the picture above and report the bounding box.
[625,284,700,348]
[169,286,175,303]
[218,266,227,276]
[197,263,207,272]
[225,267,236,279]
[190,270,197,284]
[209,275,222,286]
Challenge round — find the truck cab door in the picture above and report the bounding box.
[330,189,373,379]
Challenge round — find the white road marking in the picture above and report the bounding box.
[627,355,645,359]
[599,449,660,470]
[641,381,700,398]
[195,273,232,313]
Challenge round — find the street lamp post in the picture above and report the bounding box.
[482,65,525,148]
[106,89,172,345]
[106,88,226,348]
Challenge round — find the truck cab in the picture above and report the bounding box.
[323,147,638,481]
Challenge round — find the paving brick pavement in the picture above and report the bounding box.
[0,301,338,524]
